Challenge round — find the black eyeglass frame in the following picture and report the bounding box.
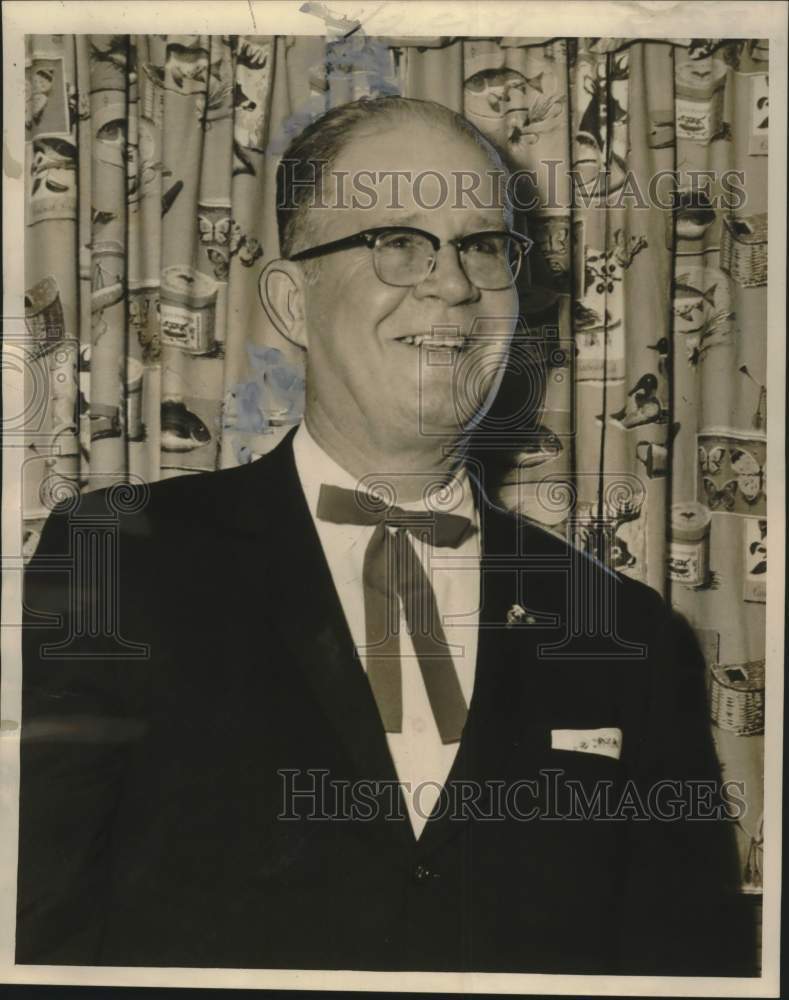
[287,225,534,289]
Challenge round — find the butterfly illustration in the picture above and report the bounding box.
[698,444,726,475]
[206,247,229,281]
[702,478,738,511]
[198,214,232,246]
[730,448,766,504]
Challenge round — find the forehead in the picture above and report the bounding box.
[320,119,510,229]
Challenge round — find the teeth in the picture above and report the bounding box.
[398,335,466,348]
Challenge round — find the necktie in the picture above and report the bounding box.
[316,483,473,744]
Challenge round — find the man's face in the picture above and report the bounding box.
[298,122,520,451]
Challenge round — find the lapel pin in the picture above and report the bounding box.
[506,604,537,627]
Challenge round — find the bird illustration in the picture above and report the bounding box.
[603,373,666,429]
[626,372,658,400]
[686,309,735,365]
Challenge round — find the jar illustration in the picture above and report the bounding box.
[669,501,711,588]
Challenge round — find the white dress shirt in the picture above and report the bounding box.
[292,422,481,838]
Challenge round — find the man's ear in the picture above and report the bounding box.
[258,259,309,349]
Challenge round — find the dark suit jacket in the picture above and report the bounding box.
[17,429,755,974]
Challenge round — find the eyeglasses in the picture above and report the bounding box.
[288,226,533,290]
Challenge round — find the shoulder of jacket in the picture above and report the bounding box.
[41,450,279,541]
[491,503,666,615]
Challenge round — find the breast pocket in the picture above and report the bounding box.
[539,725,627,820]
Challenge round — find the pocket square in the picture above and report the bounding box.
[551,727,623,760]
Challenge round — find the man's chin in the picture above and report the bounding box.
[407,403,488,444]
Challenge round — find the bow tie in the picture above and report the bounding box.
[316,483,472,744]
[315,483,472,545]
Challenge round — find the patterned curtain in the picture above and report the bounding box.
[24,34,767,906]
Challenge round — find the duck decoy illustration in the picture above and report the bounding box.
[602,373,667,429]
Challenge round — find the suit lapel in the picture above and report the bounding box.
[228,430,412,843]
[417,498,541,854]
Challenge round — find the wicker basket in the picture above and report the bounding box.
[709,659,765,736]
[720,214,768,288]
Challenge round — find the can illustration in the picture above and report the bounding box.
[709,659,765,736]
[669,502,711,588]
[160,266,218,355]
[675,59,727,144]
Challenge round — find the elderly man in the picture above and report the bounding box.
[17,96,753,975]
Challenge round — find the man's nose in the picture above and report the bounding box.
[412,246,480,306]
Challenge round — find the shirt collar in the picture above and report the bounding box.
[292,421,478,527]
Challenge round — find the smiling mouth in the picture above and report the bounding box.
[396,333,470,349]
